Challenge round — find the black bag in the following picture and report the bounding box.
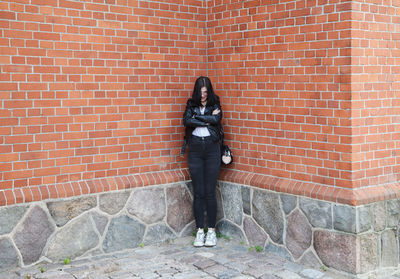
[221,144,233,165]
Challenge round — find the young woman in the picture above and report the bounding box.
[183,76,222,247]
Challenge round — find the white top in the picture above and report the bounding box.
[192,106,211,137]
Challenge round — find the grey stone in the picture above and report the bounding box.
[103,215,145,253]
[241,186,251,215]
[314,230,356,274]
[300,198,332,229]
[333,204,356,233]
[243,216,267,247]
[220,183,243,225]
[274,270,302,279]
[298,250,322,269]
[46,213,99,261]
[166,184,193,233]
[0,237,19,271]
[144,223,176,245]
[357,205,372,233]
[216,186,224,222]
[252,189,284,244]
[47,196,97,227]
[180,221,196,237]
[126,187,166,224]
[90,211,108,235]
[299,269,325,279]
[99,191,130,215]
[264,242,292,261]
[286,209,312,259]
[381,230,398,267]
[0,205,28,235]
[185,181,194,196]
[216,220,246,242]
[281,194,297,215]
[372,201,386,232]
[13,205,55,265]
[387,199,400,228]
[358,233,378,273]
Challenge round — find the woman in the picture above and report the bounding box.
[183,76,222,247]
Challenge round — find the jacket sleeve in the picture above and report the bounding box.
[194,104,222,125]
[183,102,207,128]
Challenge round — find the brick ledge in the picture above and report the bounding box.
[219,169,400,206]
[1,168,399,207]
[0,169,190,207]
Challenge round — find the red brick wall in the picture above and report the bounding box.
[0,0,206,205]
[208,0,400,205]
[1,0,399,206]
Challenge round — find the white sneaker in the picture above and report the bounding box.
[193,229,205,247]
[205,230,217,247]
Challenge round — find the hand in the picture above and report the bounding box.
[212,109,220,115]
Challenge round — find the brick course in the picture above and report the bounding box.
[1,0,399,206]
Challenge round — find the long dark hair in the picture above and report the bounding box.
[190,76,220,107]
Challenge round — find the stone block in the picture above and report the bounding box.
[314,230,356,274]
[166,184,193,233]
[252,189,284,244]
[241,186,251,215]
[0,237,19,271]
[216,219,246,242]
[357,205,372,233]
[387,199,400,228]
[334,204,356,233]
[220,182,243,225]
[372,201,386,232]
[280,194,297,215]
[102,215,145,253]
[0,205,28,235]
[46,213,99,261]
[99,191,130,215]
[265,242,292,261]
[286,209,312,260]
[13,205,55,265]
[90,211,108,235]
[144,223,176,245]
[243,216,267,247]
[381,230,398,267]
[300,198,332,229]
[47,197,96,227]
[358,233,378,273]
[126,187,166,224]
[298,251,322,269]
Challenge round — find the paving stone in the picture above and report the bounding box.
[7,235,398,279]
[300,268,325,279]
[193,258,217,269]
[203,263,240,278]
[274,269,303,279]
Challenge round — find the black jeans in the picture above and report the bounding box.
[188,135,221,228]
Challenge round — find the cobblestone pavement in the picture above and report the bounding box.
[2,237,399,279]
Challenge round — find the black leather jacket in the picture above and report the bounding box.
[183,99,222,143]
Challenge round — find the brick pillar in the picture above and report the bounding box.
[207,0,400,276]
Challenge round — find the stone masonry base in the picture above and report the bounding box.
[0,181,399,278]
